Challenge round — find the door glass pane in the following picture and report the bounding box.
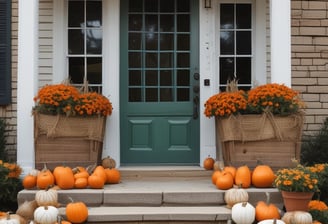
[129,33,142,50]
[86,29,102,54]
[236,31,251,55]
[68,29,84,54]
[146,70,158,86]
[160,34,174,50]
[236,4,251,29]
[220,31,234,55]
[129,15,142,31]
[177,15,190,32]
[129,88,142,102]
[177,0,189,12]
[145,0,158,12]
[146,53,158,67]
[160,15,174,32]
[129,52,142,68]
[160,70,173,86]
[145,15,158,31]
[177,53,190,68]
[220,4,234,29]
[129,0,143,12]
[146,88,158,101]
[177,34,190,51]
[160,53,173,68]
[160,88,173,101]
[177,88,189,101]
[160,0,174,12]
[236,57,251,84]
[177,70,189,86]
[69,57,84,84]
[146,33,158,50]
[129,70,142,86]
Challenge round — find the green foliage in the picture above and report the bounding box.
[301,117,328,165]
[309,209,328,224]
[0,119,7,161]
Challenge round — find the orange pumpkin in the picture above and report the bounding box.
[211,170,222,185]
[66,199,88,223]
[74,178,88,189]
[53,166,75,189]
[203,156,215,170]
[252,165,275,188]
[215,171,234,190]
[23,174,37,189]
[235,165,251,188]
[255,192,281,221]
[92,166,107,184]
[74,170,89,179]
[223,166,237,179]
[104,168,121,184]
[37,166,55,189]
[88,175,105,189]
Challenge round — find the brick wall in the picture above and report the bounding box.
[291,0,328,136]
[0,0,18,161]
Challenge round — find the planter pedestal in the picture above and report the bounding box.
[34,113,106,170]
[215,113,304,170]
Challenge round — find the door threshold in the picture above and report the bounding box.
[118,165,204,171]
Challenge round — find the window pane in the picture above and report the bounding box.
[236,57,251,84]
[129,52,142,68]
[177,0,189,12]
[160,88,173,101]
[177,70,189,86]
[219,57,234,85]
[129,70,142,86]
[177,53,190,68]
[160,34,174,50]
[160,70,173,86]
[236,4,251,29]
[86,1,102,27]
[160,53,173,68]
[146,70,158,86]
[129,33,142,50]
[129,15,143,31]
[177,34,190,51]
[129,0,143,12]
[220,4,234,29]
[236,31,251,55]
[146,88,158,101]
[68,29,84,54]
[146,33,158,50]
[220,31,234,55]
[129,88,142,102]
[177,15,190,32]
[146,53,158,68]
[160,15,174,32]
[68,1,84,27]
[87,57,102,84]
[86,29,102,54]
[69,57,84,84]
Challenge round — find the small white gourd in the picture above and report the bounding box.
[231,202,255,224]
[35,188,58,207]
[292,211,313,224]
[33,206,58,224]
[0,213,26,224]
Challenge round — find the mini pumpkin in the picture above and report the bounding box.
[215,171,234,190]
[224,186,249,208]
[88,174,105,189]
[65,198,88,224]
[282,211,312,224]
[33,206,58,224]
[231,202,256,224]
[104,168,121,184]
[22,175,37,189]
[74,177,88,189]
[203,156,215,170]
[36,165,55,189]
[101,156,116,169]
[53,166,75,189]
[211,170,222,185]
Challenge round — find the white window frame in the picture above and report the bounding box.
[215,0,267,90]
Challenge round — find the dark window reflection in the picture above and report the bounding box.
[219,57,234,85]
[145,0,158,12]
[129,0,142,12]
[146,53,158,68]
[177,53,190,68]
[160,53,173,68]
[177,15,190,32]
[129,70,142,86]
[220,31,234,55]
[160,15,174,32]
[129,33,142,50]
[160,88,173,101]
[146,88,158,101]
[236,57,251,84]
[86,1,102,27]
[177,88,189,101]
[177,0,189,12]
[86,29,102,54]
[68,1,84,27]
[177,34,190,51]
[220,4,234,29]
[160,0,174,12]
[146,70,158,86]
[129,52,142,68]
[236,31,251,55]
[160,34,174,50]
[69,57,84,84]
[87,57,102,84]
[145,15,158,32]
[146,33,158,50]
[236,4,251,29]
[160,70,173,86]
[177,70,189,86]
[68,29,84,54]
[129,15,143,31]
[129,88,142,102]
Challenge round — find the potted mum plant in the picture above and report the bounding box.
[204,82,305,170]
[33,81,112,169]
[274,164,319,212]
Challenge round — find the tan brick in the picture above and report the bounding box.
[292,58,301,65]
[291,19,300,27]
[292,9,303,18]
[320,94,328,102]
[304,115,315,124]
[292,36,313,45]
[302,10,327,19]
[318,78,328,85]
[300,27,326,36]
[300,19,321,27]
[292,1,302,10]
[323,102,328,108]
[291,27,300,35]
[313,37,328,45]
[293,77,317,85]
[300,59,313,65]
[292,71,310,77]
[307,86,328,93]
[293,45,315,52]
[306,102,322,108]
[315,115,328,124]
[295,53,321,58]
[305,108,328,115]
[313,58,328,65]
[321,19,328,27]
[301,1,309,10]
[301,93,320,101]
[310,71,328,77]
[309,1,327,10]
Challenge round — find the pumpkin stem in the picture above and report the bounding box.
[67,196,74,203]
[265,192,271,204]
[241,202,248,207]
[273,218,277,224]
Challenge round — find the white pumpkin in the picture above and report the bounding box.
[0,214,26,224]
[258,219,286,224]
[224,187,249,208]
[35,188,58,207]
[33,206,58,224]
[231,202,255,224]
[292,211,313,224]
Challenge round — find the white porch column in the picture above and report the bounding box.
[270,0,291,86]
[17,0,39,173]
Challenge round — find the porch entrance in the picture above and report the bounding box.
[120,0,200,165]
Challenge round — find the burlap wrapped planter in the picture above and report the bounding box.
[215,112,304,170]
[34,113,106,170]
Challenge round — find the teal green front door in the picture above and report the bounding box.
[120,0,199,165]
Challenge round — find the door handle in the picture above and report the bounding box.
[193,95,199,119]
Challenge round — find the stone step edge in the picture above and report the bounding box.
[59,206,232,223]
